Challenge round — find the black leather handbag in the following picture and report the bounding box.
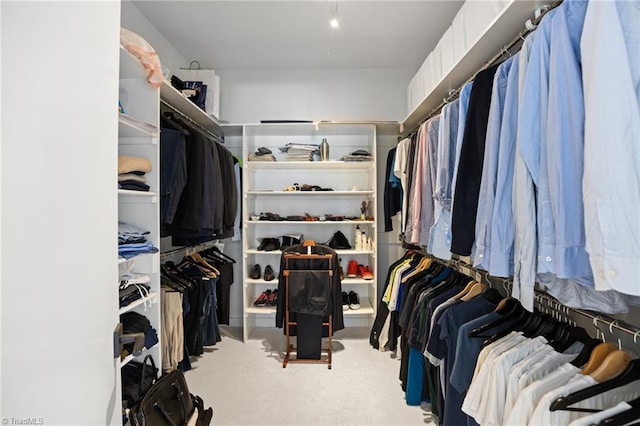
[129,370,212,426]
[122,355,159,409]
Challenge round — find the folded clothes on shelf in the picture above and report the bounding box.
[118,222,158,259]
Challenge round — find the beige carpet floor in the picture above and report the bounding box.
[184,327,434,425]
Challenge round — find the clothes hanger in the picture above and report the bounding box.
[188,253,220,276]
[549,358,640,412]
[203,246,236,264]
[571,338,604,368]
[589,350,632,383]
[453,279,477,300]
[595,395,640,426]
[402,257,432,283]
[581,342,618,375]
[469,298,523,337]
[460,282,488,302]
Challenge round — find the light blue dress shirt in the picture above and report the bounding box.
[428,100,459,258]
[473,56,515,272]
[489,53,520,278]
[513,32,538,311]
[546,0,593,282]
[581,0,640,296]
[518,8,557,280]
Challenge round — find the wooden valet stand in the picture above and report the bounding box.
[282,240,333,369]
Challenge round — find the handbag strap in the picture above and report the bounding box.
[172,381,188,420]
[139,355,157,391]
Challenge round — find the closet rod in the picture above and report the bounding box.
[160,99,225,145]
[414,0,563,129]
[425,253,640,340]
[160,239,221,262]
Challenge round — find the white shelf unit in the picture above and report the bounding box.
[118,46,162,373]
[241,123,378,341]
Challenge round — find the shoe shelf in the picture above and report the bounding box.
[246,190,374,196]
[245,161,374,170]
[242,122,377,341]
[245,220,375,225]
[245,278,278,285]
[119,291,159,314]
[245,306,277,315]
[341,278,375,285]
[343,298,374,315]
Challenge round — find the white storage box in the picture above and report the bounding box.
[452,10,468,65]
[437,26,455,77]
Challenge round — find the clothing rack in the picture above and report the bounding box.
[160,240,223,263]
[424,253,640,344]
[409,0,563,131]
[160,99,224,145]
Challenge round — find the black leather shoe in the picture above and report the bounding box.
[249,264,261,279]
[264,238,281,251]
[264,265,275,281]
[257,239,269,251]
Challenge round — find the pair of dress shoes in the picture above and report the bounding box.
[249,264,275,281]
[257,238,281,251]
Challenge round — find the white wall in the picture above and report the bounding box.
[121,0,188,74]
[1,2,121,424]
[217,68,413,124]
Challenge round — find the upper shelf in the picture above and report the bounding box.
[246,190,374,196]
[400,0,544,135]
[160,80,223,138]
[119,114,158,139]
[245,161,374,170]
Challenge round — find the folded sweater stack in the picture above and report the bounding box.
[118,155,152,191]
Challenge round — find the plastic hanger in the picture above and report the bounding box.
[549,358,640,412]
[571,338,604,368]
[595,395,640,426]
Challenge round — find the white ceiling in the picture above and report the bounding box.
[132,0,465,71]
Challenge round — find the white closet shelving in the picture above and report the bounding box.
[241,122,378,341]
[118,46,162,373]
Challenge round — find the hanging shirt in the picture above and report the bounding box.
[512,32,538,311]
[406,122,428,244]
[529,374,640,425]
[504,363,580,425]
[418,116,440,247]
[581,0,640,296]
[517,8,557,280]
[393,138,412,234]
[488,53,520,277]
[474,56,515,272]
[568,401,633,426]
[428,100,460,259]
[546,0,592,282]
[451,63,501,257]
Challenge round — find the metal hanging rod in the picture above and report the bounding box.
[160,240,221,262]
[416,0,563,127]
[423,253,640,341]
[160,99,225,145]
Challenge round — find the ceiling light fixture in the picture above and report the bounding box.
[329,0,339,29]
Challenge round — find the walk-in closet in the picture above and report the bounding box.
[2,0,639,425]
